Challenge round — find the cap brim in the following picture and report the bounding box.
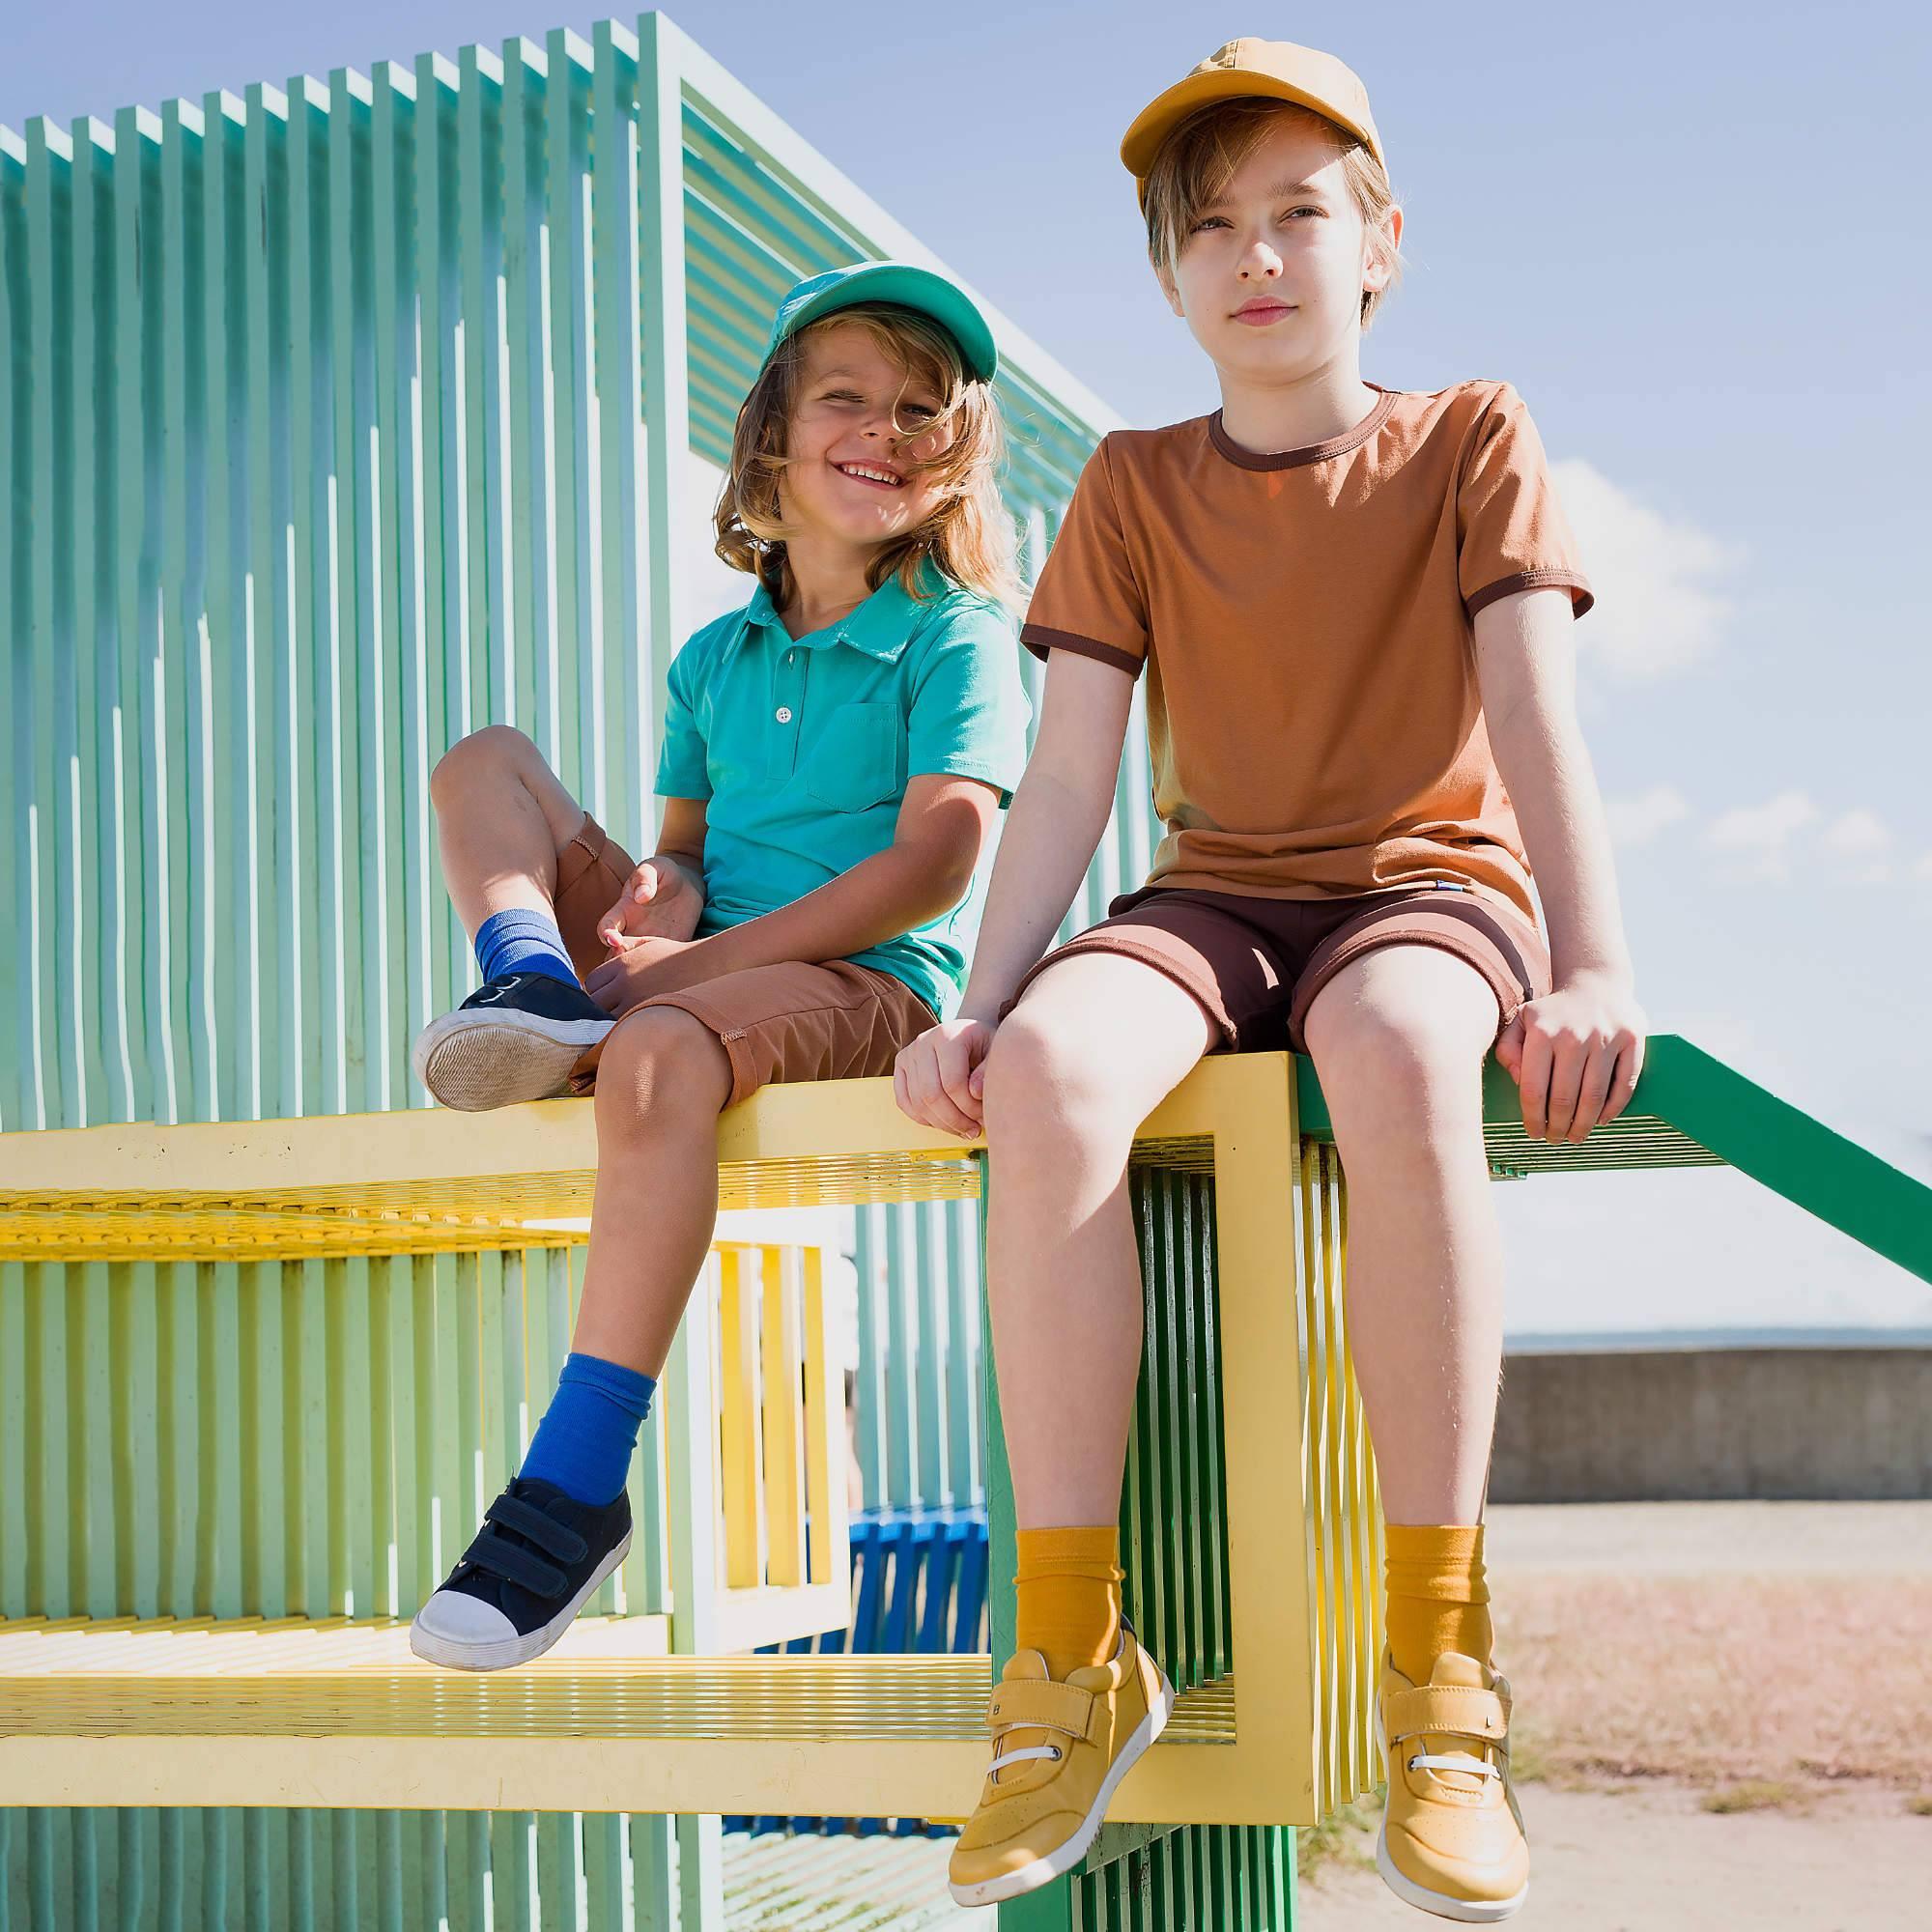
[1121,71,1382,205]
[775,264,999,384]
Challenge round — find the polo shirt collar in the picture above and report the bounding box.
[744,565,937,663]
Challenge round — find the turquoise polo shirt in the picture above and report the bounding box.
[654,567,1032,1020]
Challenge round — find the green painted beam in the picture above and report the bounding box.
[1296,1032,1932,1284]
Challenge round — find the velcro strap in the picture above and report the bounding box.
[1384,1684,1510,1745]
[486,1493,589,1566]
[986,1679,1097,1743]
[464,1535,568,1599]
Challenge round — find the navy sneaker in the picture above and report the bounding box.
[410,1475,633,1671]
[412,970,614,1110]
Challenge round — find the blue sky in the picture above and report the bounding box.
[9,2,1929,1331]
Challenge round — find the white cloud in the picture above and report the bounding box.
[1915,851,1932,883]
[1819,809,1893,885]
[1702,789,1818,881]
[1549,459,1743,681]
[1605,781,1691,848]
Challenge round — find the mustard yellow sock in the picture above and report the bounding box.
[1384,1523,1493,1685]
[1014,1525,1123,1680]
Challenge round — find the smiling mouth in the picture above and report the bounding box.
[833,461,905,491]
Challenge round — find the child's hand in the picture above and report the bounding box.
[584,937,698,1017]
[1495,975,1646,1145]
[596,861,703,951]
[894,1018,996,1141]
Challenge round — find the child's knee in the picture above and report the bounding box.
[430,723,538,804]
[593,1009,730,1126]
[981,1009,1120,1136]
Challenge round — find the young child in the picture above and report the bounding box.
[895,42,1643,1919]
[409,263,1029,1671]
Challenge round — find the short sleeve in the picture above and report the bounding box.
[906,600,1033,808]
[653,636,713,800]
[1458,386,1595,621]
[1018,440,1150,677]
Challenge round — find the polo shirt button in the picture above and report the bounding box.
[776,705,793,724]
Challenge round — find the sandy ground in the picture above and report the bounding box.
[725,1503,1932,1929]
[1297,1782,1931,1931]
[1300,1500,1932,1930]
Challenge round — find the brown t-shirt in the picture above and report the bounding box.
[1021,381,1592,924]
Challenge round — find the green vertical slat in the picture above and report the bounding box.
[883,1208,915,1506]
[0,140,22,1137]
[158,102,208,1125]
[244,85,292,1123]
[946,1200,980,1507]
[200,91,247,1127]
[0,1264,25,1617]
[545,27,588,794]
[500,38,543,750]
[635,6,689,820]
[372,1254,407,1616]
[68,123,114,1132]
[369,64,412,1114]
[202,1261,242,1612]
[247,1257,287,1613]
[287,77,328,1121]
[592,21,644,835]
[22,124,65,1136]
[456,46,503,730]
[413,52,461,1029]
[918,1201,950,1505]
[294,1260,331,1616]
[27,1265,65,1617]
[80,1264,115,1616]
[323,68,363,1116]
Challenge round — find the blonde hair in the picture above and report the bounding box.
[1143,98,1402,327]
[714,302,1021,611]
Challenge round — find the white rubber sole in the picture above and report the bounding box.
[947,1663,1177,1908]
[409,1527,633,1672]
[412,1006,612,1111]
[1376,1829,1527,1922]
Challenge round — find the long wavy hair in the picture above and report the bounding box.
[713,300,1021,611]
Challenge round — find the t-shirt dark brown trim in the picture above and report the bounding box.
[1464,569,1596,621]
[1206,386,1399,471]
[1019,624,1146,678]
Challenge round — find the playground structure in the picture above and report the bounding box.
[6,1039,1929,1928]
[8,10,1932,1929]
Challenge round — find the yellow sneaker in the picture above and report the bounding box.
[947,1622,1175,1908]
[1377,1650,1528,1922]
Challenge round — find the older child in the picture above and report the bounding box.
[411,263,1028,1671]
[895,43,1643,1919]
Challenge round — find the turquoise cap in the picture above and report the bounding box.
[762,261,999,384]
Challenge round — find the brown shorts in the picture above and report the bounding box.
[1004,882,1551,1054]
[553,813,939,1106]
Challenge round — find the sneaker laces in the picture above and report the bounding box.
[986,1741,1062,1780]
[1406,1748,1502,1786]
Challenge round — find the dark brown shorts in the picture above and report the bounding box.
[553,813,939,1105]
[1003,883,1551,1053]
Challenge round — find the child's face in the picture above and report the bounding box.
[1159,115,1398,384]
[781,323,955,554]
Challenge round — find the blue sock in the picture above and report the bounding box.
[518,1351,657,1505]
[475,907,580,989]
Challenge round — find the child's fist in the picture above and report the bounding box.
[894,1019,996,1141]
[595,860,703,951]
[1496,975,1645,1145]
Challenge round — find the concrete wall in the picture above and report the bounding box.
[1490,1347,1932,1502]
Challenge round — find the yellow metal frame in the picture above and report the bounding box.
[0,1055,1371,1825]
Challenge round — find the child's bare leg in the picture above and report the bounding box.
[978,953,1213,1681]
[570,1009,734,1376]
[429,724,589,938]
[1299,944,1505,1527]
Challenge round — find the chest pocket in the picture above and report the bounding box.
[804,700,902,812]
